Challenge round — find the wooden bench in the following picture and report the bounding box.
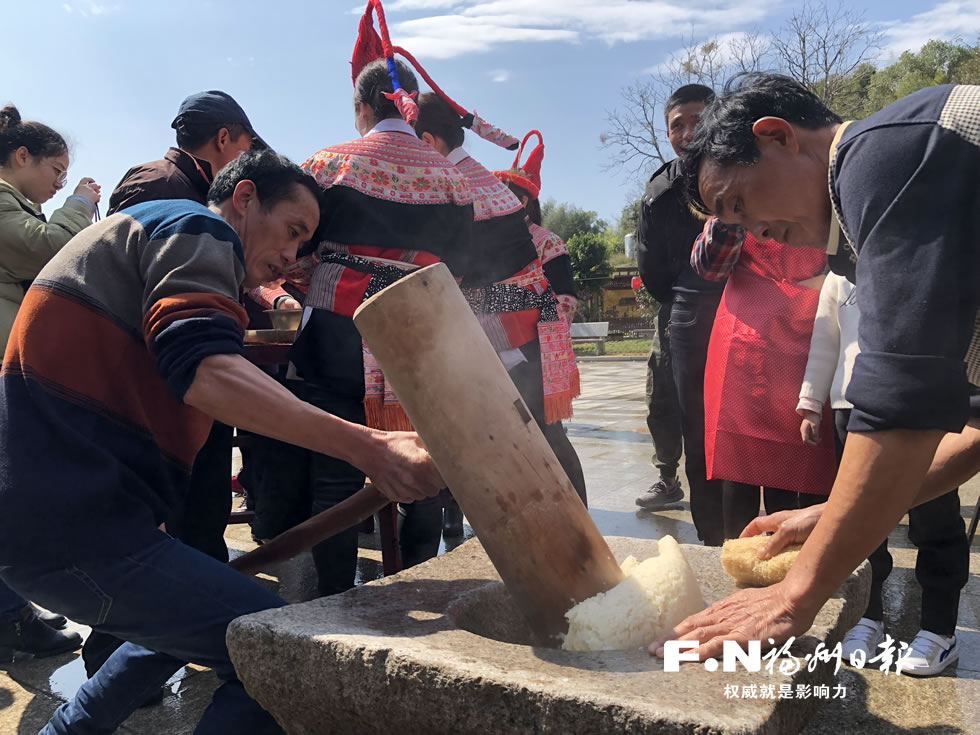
[570,322,610,355]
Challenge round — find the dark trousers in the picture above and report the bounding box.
[0,580,26,621]
[247,407,313,543]
[83,421,234,676]
[835,408,968,635]
[173,423,234,563]
[1,533,284,734]
[508,339,588,506]
[722,482,825,540]
[669,291,725,545]
[646,304,682,480]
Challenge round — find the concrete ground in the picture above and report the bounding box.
[2,360,978,734]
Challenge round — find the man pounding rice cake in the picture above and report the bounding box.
[652,76,979,663]
[0,149,442,734]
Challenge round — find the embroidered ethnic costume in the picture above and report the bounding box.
[292,122,474,430]
[448,149,577,423]
[527,219,578,321]
[492,130,580,320]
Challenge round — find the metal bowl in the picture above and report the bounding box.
[264,308,302,331]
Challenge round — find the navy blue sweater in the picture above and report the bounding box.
[833,84,980,433]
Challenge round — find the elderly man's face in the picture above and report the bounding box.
[240,183,320,288]
[697,123,833,249]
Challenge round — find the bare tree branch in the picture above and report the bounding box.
[600,30,770,180]
[771,0,882,107]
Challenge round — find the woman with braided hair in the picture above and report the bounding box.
[415,93,587,507]
[494,133,580,326]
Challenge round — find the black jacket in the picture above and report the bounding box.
[635,158,721,302]
[107,148,213,215]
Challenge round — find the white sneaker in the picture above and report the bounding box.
[842,618,885,665]
[898,630,958,676]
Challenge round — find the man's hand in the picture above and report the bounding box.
[799,410,821,446]
[359,431,444,504]
[649,579,818,661]
[277,297,301,310]
[739,504,826,559]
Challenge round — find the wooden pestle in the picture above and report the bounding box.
[353,263,625,643]
[230,484,388,577]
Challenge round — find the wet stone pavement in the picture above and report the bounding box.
[2,360,979,734]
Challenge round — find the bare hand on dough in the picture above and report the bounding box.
[649,581,816,661]
[739,504,826,559]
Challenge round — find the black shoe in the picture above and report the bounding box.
[442,505,464,538]
[33,604,67,630]
[0,606,82,661]
[635,477,684,510]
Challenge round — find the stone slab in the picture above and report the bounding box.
[229,537,869,735]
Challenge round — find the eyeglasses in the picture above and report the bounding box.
[51,165,68,189]
[38,159,67,188]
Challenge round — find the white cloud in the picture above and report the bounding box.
[61,1,122,17]
[489,68,510,82]
[380,0,780,58]
[394,14,577,58]
[387,0,461,8]
[880,0,980,59]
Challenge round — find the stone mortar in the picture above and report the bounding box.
[229,537,869,735]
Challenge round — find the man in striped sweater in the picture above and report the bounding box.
[0,150,441,734]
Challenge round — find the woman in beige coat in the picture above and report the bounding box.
[0,104,100,352]
[0,103,99,660]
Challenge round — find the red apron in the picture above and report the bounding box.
[704,234,836,495]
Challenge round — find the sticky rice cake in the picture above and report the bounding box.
[562,536,704,651]
[721,536,803,586]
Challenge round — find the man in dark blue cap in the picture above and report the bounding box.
[83,90,270,687]
[108,90,266,214]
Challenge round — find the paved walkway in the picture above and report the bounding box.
[2,362,979,733]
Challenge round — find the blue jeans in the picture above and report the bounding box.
[0,579,27,620]
[0,531,285,734]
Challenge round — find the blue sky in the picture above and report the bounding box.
[6,0,977,223]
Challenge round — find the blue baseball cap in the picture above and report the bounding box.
[171,90,269,150]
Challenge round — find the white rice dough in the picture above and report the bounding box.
[562,536,705,651]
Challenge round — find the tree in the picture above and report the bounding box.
[599,32,769,178]
[864,40,980,114]
[617,198,642,236]
[601,0,881,179]
[771,0,881,110]
[541,201,606,243]
[825,61,876,119]
[566,232,613,320]
[602,198,642,267]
